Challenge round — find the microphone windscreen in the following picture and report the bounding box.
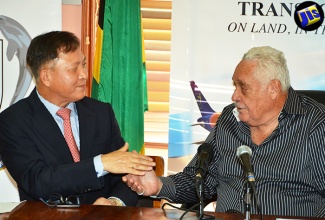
[198,143,213,155]
[236,145,252,158]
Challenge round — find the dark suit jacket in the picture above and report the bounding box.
[0,88,138,205]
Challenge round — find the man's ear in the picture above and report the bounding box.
[39,69,51,87]
[269,79,282,100]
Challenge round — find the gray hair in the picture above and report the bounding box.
[242,46,290,91]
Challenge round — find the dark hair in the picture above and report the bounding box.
[26,31,80,81]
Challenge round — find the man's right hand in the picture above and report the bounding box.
[101,142,156,175]
[122,170,162,196]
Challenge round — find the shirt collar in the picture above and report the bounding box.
[280,87,306,117]
[36,90,77,117]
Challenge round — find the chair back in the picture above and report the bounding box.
[296,90,325,105]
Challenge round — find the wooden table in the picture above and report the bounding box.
[0,201,324,220]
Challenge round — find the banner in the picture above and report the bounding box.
[168,0,325,175]
[0,0,61,202]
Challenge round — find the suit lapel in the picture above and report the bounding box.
[75,99,96,159]
[29,89,74,163]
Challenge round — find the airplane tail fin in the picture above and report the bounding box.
[190,81,215,116]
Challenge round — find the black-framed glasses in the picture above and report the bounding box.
[40,193,80,208]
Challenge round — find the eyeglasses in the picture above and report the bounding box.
[40,193,80,208]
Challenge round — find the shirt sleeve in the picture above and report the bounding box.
[93,155,108,177]
[154,176,176,201]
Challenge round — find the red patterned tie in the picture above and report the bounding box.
[56,108,80,162]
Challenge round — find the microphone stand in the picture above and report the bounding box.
[195,176,211,220]
[243,181,252,220]
[195,176,204,219]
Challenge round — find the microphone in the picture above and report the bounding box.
[195,143,213,180]
[236,145,255,183]
[194,143,213,220]
[237,146,262,219]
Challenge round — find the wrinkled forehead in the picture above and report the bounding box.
[232,60,258,81]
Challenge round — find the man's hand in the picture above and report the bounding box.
[93,197,123,206]
[122,170,162,196]
[101,142,156,175]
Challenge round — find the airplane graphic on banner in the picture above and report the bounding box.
[190,81,220,132]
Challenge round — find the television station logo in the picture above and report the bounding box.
[294,1,324,31]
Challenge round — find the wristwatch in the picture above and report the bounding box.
[108,197,123,206]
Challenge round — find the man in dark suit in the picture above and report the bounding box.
[0,31,155,206]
